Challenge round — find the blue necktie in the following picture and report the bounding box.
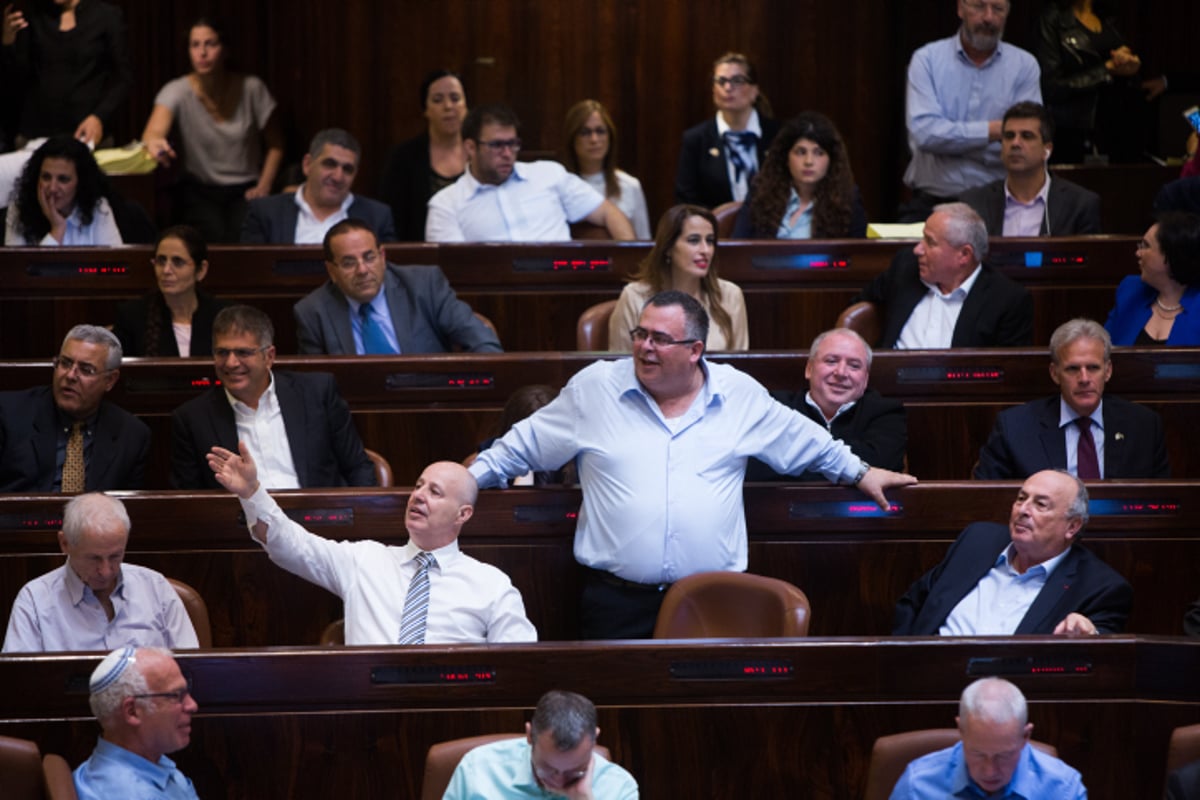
[723,130,759,184]
[398,552,436,644]
[358,303,397,355]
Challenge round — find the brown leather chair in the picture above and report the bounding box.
[319,619,345,646]
[836,300,882,347]
[167,577,212,648]
[576,299,618,351]
[421,733,611,800]
[0,735,46,799]
[712,200,743,239]
[1167,723,1200,773]
[651,571,811,638]
[863,728,1059,800]
[364,448,393,487]
[42,753,78,800]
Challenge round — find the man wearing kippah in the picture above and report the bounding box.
[74,645,200,800]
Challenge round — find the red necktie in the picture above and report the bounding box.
[1075,417,1100,480]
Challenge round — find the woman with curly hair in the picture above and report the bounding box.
[563,99,651,239]
[607,204,748,352]
[732,111,866,239]
[4,135,121,245]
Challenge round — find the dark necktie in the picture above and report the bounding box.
[358,303,397,355]
[722,131,759,185]
[1075,417,1100,480]
[398,552,436,644]
[62,422,85,493]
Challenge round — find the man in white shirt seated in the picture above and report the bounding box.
[207,446,537,645]
[241,128,396,244]
[3,493,198,652]
[850,202,1033,348]
[426,104,635,242]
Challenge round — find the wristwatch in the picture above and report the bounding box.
[851,460,870,486]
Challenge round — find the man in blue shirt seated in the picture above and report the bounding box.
[74,645,201,800]
[889,677,1086,799]
[444,689,638,800]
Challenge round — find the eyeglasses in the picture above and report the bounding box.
[630,327,699,348]
[961,0,1009,15]
[133,677,193,705]
[478,138,522,153]
[53,355,109,379]
[713,75,752,89]
[334,250,381,271]
[576,126,609,139]
[213,346,268,361]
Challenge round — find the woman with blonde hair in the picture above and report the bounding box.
[563,99,651,239]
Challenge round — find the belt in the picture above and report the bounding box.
[584,566,671,593]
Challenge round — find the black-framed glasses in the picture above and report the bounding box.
[478,138,522,153]
[213,346,269,361]
[630,327,699,348]
[713,75,752,88]
[133,677,193,705]
[53,355,109,379]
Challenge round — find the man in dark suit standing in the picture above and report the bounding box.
[294,219,501,355]
[974,318,1169,480]
[960,102,1101,237]
[0,325,149,491]
[894,469,1131,636]
[851,202,1033,348]
[241,128,395,245]
[170,305,376,490]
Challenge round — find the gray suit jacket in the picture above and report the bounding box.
[240,191,397,243]
[293,263,502,354]
[959,176,1101,236]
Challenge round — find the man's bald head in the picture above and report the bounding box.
[405,461,478,550]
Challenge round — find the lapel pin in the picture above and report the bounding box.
[708,147,720,158]
[1115,432,1125,441]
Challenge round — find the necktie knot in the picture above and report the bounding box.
[415,551,436,571]
[1075,417,1091,433]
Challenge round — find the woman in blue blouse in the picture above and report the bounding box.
[1104,212,1200,345]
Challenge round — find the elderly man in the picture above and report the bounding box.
[900,0,1042,222]
[426,104,634,242]
[960,102,1101,237]
[889,677,1085,799]
[747,327,906,481]
[241,128,396,244]
[445,690,638,800]
[3,493,197,652]
[471,290,916,639]
[171,304,376,489]
[0,325,149,491]
[974,318,1169,480]
[852,202,1032,349]
[208,446,536,645]
[74,646,201,799]
[294,219,501,354]
[894,469,1131,636]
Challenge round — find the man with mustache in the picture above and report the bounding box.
[900,0,1042,222]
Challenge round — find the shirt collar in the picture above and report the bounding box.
[347,285,389,317]
[92,737,182,791]
[1058,397,1104,429]
[922,264,983,300]
[295,185,355,219]
[461,161,529,199]
[996,542,1071,579]
[804,391,857,426]
[715,109,762,137]
[225,371,277,415]
[401,536,462,567]
[1004,173,1051,206]
[63,560,124,607]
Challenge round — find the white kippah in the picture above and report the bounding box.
[90,645,137,693]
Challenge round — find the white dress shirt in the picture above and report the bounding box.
[716,109,764,202]
[293,188,355,244]
[226,373,300,489]
[896,264,982,349]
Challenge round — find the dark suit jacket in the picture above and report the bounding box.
[675,117,781,208]
[0,386,149,491]
[240,191,397,244]
[169,370,376,490]
[731,185,869,239]
[293,263,502,355]
[746,389,907,480]
[959,176,1101,236]
[1167,761,1200,800]
[112,289,225,357]
[1186,597,1200,637]
[974,394,1170,480]
[853,250,1034,348]
[893,521,1133,635]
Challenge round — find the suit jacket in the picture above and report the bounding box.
[1104,276,1200,346]
[240,191,397,244]
[0,386,150,491]
[892,521,1133,635]
[746,389,907,480]
[973,394,1170,480]
[169,370,376,490]
[1185,596,1200,637]
[959,176,1101,237]
[293,263,502,355]
[111,289,225,357]
[675,116,781,208]
[853,250,1034,348]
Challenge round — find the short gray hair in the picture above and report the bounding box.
[1053,469,1090,528]
[530,690,597,751]
[809,327,873,370]
[1049,318,1111,364]
[308,128,361,160]
[88,646,174,722]
[62,492,131,546]
[62,325,122,369]
[959,677,1027,728]
[932,202,989,264]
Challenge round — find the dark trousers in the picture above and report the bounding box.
[177,176,253,243]
[578,566,670,640]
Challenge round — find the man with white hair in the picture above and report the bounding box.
[3,493,198,652]
[889,677,1086,798]
[74,645,201,799]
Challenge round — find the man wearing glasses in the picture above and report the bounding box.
[901,0,1042,222]
[0,325,149,491]
[74,645,201,799]
[470,291,916,639]
[426,104,635,242]
[169,304,376,489]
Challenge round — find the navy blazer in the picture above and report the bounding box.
[1104,276,1200,345]
[959,176,1101,237]
[853,250,1033,348]
[0,386,149,491]
[675,117,781,208]
[893,521,1133,635]
[112,289,225,357]
[169,370,376,490]
[974,394,1170,480]
[293,263,502,355]
[240,191,397,244]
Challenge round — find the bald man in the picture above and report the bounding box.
[208,444,536,645]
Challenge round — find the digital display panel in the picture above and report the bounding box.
[670,659,795,680]
[27,263,130,277]
[789,502,902,519]
[967,657,1092,676]
[751,254,849,270]
[385,373,495,389]
[1087,498,1181,516]
[512,257,612,272]
[371,665,497,685]
[896,366,1003,383]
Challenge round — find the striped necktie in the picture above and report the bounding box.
[398,552,436,644]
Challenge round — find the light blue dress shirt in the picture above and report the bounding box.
[74,738,201,800]
[443,736,639,800]
[889,741,1087,799]
[940,543,1071,635]
[469,358,863,584]
[777,188,814,239]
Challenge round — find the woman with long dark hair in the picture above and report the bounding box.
[4,135,121,245]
